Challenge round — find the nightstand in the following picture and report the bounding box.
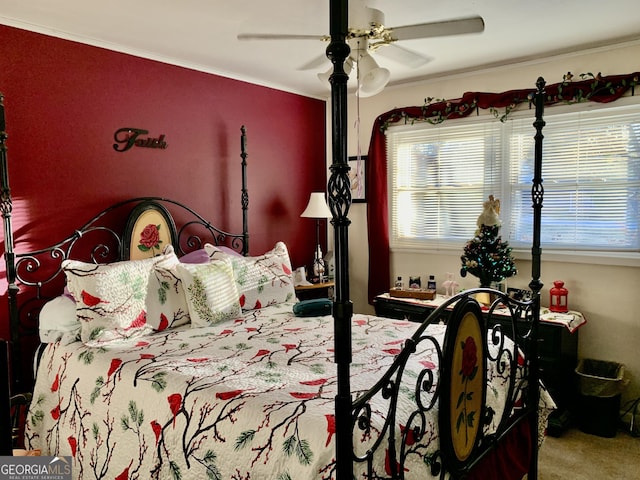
[295,281,335,301]
[374,293,582,436]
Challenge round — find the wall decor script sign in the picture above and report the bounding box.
[113,128,168,152]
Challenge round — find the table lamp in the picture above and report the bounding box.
[300,192,332,280]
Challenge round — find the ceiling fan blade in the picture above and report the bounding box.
[374,43,432,69]
[390,16,485,41]
[298,53,329,71]
[237,33,324,41]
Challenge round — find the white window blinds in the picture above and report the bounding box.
[387,102,640,254]
[388,121,502,249]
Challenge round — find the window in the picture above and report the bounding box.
[387,101,640,258]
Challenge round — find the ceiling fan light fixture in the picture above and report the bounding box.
[317,57,353,85]
[239,4,487,96]
[356,54,390,97]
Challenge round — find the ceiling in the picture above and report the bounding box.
[1,0,639,99]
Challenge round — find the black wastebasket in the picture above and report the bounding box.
[575,359,626,438]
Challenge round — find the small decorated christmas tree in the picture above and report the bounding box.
[460,196,516,287]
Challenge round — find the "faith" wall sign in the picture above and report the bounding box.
[113,128,168,152]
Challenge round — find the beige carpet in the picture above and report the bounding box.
[536,427,639,479]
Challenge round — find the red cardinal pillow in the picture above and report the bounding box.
[205,241,295,311]
[63,252,173,345]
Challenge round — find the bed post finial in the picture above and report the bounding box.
[326,0,353,478]
[240,125,249,256]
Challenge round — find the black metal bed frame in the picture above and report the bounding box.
[0,1,546,476]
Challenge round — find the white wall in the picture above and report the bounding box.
[328,41,640,406]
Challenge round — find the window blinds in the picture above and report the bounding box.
[387,102,640,254]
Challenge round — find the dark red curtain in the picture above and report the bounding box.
[366,72,639,303]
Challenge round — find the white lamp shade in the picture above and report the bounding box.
[357,54,390,97]
[317,68,331,85]
[317,57,354,85]
[300,192,332,218]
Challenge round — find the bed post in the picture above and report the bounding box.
[240,125,249,255]
[0,93,21,394]
[528,76,546,480]
[326,0,353,478]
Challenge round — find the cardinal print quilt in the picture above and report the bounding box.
[25,303,536,479]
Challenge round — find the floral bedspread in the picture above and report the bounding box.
[26,303,549,479]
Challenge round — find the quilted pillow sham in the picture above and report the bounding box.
[175,258,243,328]
[62,253,172,345]
[204,241,295,311]
[146,246,191,331]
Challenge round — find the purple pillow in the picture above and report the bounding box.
[179,249,210,264]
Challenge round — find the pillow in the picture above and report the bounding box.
[175,259,243,328]
[62,253,172,345]
[204,241,295,311]
[179,248,210,264]
[293,298,332,317]
[63,286,75,301]
[178,246,241,264]
[39,295,81,345]
[146,246,191,331]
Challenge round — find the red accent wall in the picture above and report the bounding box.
[0,25,327,341]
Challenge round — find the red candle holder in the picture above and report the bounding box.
[549,280,569,313]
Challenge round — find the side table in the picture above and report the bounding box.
[294,281,335,301]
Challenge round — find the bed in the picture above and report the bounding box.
[0,2,552,478]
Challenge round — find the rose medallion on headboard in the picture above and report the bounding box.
[123,200,178,260]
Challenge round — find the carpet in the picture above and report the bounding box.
[536,427,639,479]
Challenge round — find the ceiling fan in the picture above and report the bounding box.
[237,2,485,96]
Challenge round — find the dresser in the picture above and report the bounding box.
[374,293,584,436]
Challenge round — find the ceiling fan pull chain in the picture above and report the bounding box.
[353,57,365,201]
[356,53,362,159]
